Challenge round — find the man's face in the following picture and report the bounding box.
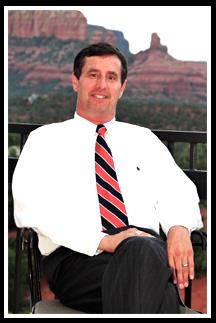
[72,55,127,124]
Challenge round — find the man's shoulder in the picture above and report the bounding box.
[114,121,162,146]
[115,121,151,135]
[30,119,74,137]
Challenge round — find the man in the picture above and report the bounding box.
[12,42,203,314]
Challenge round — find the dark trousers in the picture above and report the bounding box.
[42,226,180,314]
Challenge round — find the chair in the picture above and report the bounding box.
[13,228,85,314]
[8,125,207,314]
[13,226,206,314]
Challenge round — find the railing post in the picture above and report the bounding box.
[12,228,24,313]
[189,143,197,170]
[167,142,174,156]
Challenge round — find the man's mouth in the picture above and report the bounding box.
[91,94,108,99]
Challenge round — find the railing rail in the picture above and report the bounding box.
[8,122,207,143]
[8,122,207,199]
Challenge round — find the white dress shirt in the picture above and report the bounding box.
[12,113,203,256]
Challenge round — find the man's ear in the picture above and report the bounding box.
[71,73,79,92]
[119,79,127,99]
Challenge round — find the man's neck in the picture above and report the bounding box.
[76,111,114,125]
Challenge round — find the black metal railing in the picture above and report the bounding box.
[9,123,207,199]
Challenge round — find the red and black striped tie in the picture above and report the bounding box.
[95,124,129,231]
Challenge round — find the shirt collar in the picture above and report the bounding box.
[73,112,116,135]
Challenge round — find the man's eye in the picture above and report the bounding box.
[90,73,97,78]
[108,75,117,81]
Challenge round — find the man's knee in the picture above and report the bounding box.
[116,236,168,267]
[119,235,161,252]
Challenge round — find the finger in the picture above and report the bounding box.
[182,260,189,288]
[188,254,195,281]
[127,228,152,237]
[175,257,185,290]
[182,250,194,287]
[173,269,177,285]
[123,228,143,237]
[167,254,177,285]
[126,228,139,235]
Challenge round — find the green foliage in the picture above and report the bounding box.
[8,134,20,147]
[173,143,207,170]
[196,144,207,170]
[116,98,206,131]
[199,199,207,208]
[9,92,76,124]
[192,230,207,278]
[173,143,190,169]
[9,36,87,67]
[8,133,20,157]
[9,94,207,131]
[8,146,20,157]
[194,249,207,278]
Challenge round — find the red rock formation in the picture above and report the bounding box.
[150,33,167,53]
[8,10,206,104]
[23,64,72,86]
[90,29,117,46]
[90,30,104,43]
[105,30,117,46]
[8,10,87,41]
[127,33,206,101]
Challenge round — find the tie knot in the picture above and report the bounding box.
[96,124,107,137]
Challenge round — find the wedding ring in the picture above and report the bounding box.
[182,263,189,267]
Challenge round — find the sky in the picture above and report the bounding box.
[70,6,211,62]
[5,6,210,62]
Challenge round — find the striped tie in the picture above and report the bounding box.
[95,124,129,231]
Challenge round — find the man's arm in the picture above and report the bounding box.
[98,227,154,253]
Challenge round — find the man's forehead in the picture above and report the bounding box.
[83,55,121,70]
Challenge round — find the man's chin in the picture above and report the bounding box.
[90,109,115,123]
[89,104,110,113]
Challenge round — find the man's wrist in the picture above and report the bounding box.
[168,225,190,235]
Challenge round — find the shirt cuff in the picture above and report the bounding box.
[95,248,104,255]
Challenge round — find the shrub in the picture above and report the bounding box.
[192,229,207,278]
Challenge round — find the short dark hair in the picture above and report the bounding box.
[73,42,128,85]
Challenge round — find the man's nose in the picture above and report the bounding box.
[96,76,107,89]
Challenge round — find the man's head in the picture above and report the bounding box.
[71,42,128,124]
[73,42,128,86]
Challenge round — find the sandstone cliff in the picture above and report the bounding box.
[9,10,88,41]
[8,10,131,56]
[8,10,206,105]
[127,33,206,102]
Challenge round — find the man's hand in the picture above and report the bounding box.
[166,225,194,290]
[98,228,154,253]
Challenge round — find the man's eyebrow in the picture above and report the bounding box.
[87,68,99,73]
[107,71,118,77]
[86,69,119,76]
